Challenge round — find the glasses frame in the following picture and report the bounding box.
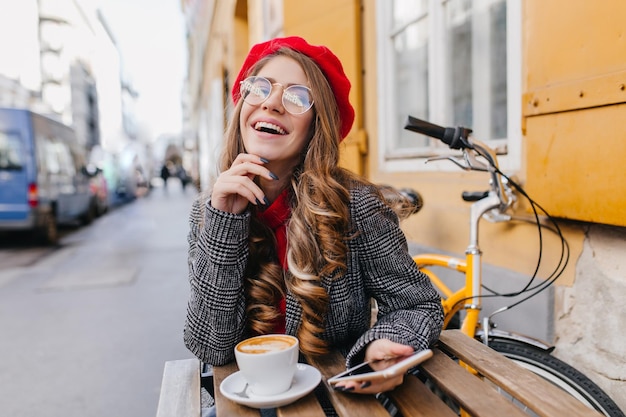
[239,76,314,115]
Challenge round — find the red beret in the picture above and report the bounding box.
[232,36,355,140]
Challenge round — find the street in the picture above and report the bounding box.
[0,179,198,417]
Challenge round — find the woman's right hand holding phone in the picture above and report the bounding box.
[332,339,417,395]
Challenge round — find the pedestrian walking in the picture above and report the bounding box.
[160,163,171,190]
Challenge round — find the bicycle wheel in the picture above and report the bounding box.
[489,340,625,417]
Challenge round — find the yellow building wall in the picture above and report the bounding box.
[522,0,626,227]
[283,0,366,175]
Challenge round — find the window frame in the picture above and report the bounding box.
[375,0,522,173]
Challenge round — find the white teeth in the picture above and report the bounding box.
[254,121,286,135]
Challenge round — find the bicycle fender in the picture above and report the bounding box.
[475,328,555,353]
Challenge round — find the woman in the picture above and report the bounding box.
[184,36,443,405]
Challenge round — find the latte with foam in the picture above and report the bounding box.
[236,335,297,354]
[235,334,299,395]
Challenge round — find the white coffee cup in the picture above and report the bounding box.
[234,334,299,396]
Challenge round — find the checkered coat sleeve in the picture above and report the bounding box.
[183,183,444,367]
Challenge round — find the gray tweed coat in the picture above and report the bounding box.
[183,183,443,368]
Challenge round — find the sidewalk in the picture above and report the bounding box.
[0,178,201,417]
[53,179,198,288]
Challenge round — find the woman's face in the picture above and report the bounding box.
[240,55,314,169]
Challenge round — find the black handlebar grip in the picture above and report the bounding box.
[404,115,472,149]
[404,115,447,140]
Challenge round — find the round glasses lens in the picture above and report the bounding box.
[282,85,313,114]
[240,77,271,105]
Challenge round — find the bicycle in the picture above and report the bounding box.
[396,115,624,417]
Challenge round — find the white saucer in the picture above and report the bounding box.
[220,363,321,409]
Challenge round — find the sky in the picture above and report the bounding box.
[98,0,187,139]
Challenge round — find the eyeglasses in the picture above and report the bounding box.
[239,76,314,115]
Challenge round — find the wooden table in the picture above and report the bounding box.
[213,350,404,417]
[157,330,604,417]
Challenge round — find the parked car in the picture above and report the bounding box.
[0,108,95,245]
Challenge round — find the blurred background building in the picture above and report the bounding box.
[0,0,152,206]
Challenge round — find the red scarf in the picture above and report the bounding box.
[255,189,290,334]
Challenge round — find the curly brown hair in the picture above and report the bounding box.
[217,47,413,356]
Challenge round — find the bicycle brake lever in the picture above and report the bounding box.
[425,156,470,170]
[463,151,490,172]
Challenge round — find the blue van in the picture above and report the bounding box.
[0,108,95,244]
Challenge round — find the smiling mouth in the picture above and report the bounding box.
[254,121,287,135]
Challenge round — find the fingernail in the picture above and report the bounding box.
[263,197,270,206]
[260,157,269,163]
[269,172,279,180]
[360,381,371,389]
[255,198,262,206]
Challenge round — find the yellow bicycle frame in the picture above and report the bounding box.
[414,251,482,340]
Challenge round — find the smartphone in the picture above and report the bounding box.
[327,349,433,384]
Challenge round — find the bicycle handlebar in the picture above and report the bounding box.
[404,115,473,150]
[403,115,515,214]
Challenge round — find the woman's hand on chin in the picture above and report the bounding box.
[211,153,276,214]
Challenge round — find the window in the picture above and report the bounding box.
[0,131,24,170]
[55,142,76,176]
[42,140,78,177]
[376,0,521,172]
[43,139,61,175]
